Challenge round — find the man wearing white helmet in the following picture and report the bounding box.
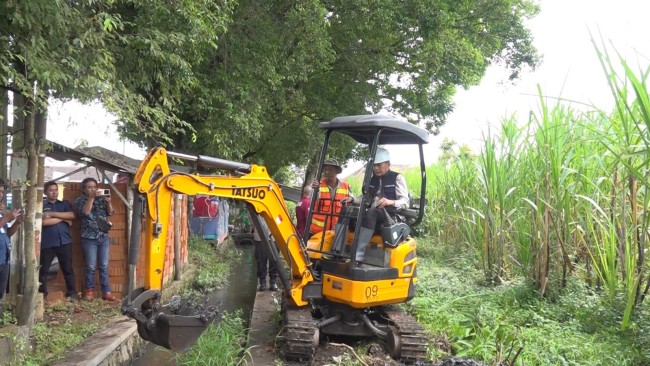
[343,146,409,267]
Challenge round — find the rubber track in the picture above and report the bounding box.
[384,306,429,364]
[282,304,318,362]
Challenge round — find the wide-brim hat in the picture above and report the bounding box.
[323,158,343,174]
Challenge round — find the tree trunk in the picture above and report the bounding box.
[303,150,320,189]
[0,90,7,180]
[14,98,41,327]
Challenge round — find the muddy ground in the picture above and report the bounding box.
[281,338,484,366]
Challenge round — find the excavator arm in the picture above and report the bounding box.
[122,148,315,351]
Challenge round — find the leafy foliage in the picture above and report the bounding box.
[19,300,121,365]
[136,0,540,173]
[1,0,235,142]
[2,0,540,177]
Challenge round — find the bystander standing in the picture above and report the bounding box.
[75,178,117,301]
[0,179,23,303]
[295,185,312,237]
[39,181,77,301]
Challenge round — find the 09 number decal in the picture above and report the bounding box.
[365,285,379,302]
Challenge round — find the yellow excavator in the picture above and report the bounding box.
[121,115,430,363]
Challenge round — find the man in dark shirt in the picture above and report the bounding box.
[39,181,77,300]
[75,178,116,301]
[343,147,409,267]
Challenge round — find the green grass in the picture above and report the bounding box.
[7,237,246,366]
[176,310,250,366]
[412,236,650,365]
[187,235,241,292]
[176,237,250,365]
[17,300,121,365]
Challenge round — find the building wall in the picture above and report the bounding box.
[53,183,188,298]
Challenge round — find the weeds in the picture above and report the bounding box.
[414,237,650,365]
[175,237,250,365]
[20,300,120,365]
[0,306,16,326]
[176,310,250,366]
[188,235,241,292]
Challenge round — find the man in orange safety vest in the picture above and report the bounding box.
[309,158,352,236]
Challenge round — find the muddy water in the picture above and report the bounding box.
[131,243,258,366]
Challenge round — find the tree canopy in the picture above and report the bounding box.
[2,0,540,175]
[158,0,540,174]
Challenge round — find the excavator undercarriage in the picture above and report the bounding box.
[281,299,428,363]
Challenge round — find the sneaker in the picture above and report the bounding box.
[66,292,78,301]
[269,283,279,291]
[258,283,267,292]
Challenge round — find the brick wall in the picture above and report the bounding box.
[53,183,188,298]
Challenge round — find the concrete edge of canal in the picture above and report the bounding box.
[53,267,196,366]
[51,260,283,366]
[247,289,283,365]
[52,316,143,366]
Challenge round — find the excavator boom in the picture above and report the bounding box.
[122,148,314,351]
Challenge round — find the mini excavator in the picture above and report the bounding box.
[121,115,430,363]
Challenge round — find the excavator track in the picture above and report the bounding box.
[383,306,428,364]
[281,300,319,362]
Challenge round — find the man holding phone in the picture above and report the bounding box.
[0,179,23,302]
[75,178,116,301]
[39,181,77,301]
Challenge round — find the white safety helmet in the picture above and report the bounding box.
[374,147,390,164]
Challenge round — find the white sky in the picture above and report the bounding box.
[46,0,650,174]
[47,100,146,163]
[379,0,650,171]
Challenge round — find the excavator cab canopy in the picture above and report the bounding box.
[318,115,429,145]
[310,114,430,231]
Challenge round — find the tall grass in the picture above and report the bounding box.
[417,41,650,328]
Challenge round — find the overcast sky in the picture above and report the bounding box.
[389,0,650,167]
[47,0,650,172]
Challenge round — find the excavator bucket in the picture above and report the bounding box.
[122,288,218,352]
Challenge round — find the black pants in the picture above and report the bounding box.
[362,207,391,230]
[254,240,277,281]
[39,244,76,297]
[0,262,8,301]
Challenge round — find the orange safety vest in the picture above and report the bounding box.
[310,179,350,233]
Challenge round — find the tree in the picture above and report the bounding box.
[0,0,235,329]
[146,0,539,180]
[103,0,236,146]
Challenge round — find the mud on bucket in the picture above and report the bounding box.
[123,289,218,352]
[144,309,218,352]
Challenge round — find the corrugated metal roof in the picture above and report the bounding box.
[46,141,141,175]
